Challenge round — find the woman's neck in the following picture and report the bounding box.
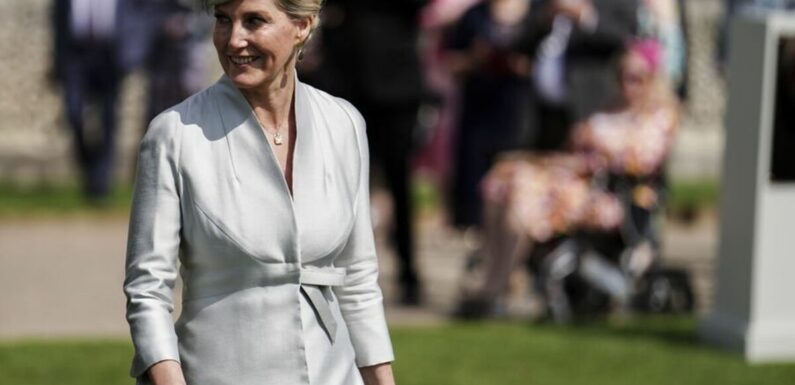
[240,70,296,129]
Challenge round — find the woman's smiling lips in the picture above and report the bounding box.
[229,55,261,65]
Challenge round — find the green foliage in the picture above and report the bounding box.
[2,317,794,385]
[667,179,720,211]
[411,176,443,214]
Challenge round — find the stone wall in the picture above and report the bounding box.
[0,0,147,185]
[671,0,727,180]
[0,0,728,185]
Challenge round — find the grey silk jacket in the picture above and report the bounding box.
[123,73,394,385]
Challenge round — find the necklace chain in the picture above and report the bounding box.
[253,113,284,146]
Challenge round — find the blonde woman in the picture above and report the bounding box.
[123,0,396,384]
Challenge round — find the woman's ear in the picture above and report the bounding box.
[295,15,315,45]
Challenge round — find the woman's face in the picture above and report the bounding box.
[619,51,654,105]
[213,0,311,91]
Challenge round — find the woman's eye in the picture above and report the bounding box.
[214,14,231,24]
[246,16,268,27]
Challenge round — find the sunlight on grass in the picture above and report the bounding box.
[392,318,795,385]
[0,339,133,385]
[0,177,718,219]
[0,183,132,217]
[1,317,793,385]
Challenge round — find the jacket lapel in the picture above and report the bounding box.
[208,73,355,264]
[212,74,301,262]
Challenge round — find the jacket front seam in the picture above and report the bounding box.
[189,196,263,262]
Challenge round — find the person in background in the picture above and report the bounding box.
[115,1,213,180]
[637,0,687,95]
[143,0,214,126]
[52,0,125,201]
[456,39,678,320]
[519,0,638,151]
[302,0,427,306]
[410,0,481,191]
[567,39,679,298]
[444,0,534,233]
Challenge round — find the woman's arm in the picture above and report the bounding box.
[332,100,396,381]
[148,360,187,385]
[359,362,396,385]
[123,111,185,384]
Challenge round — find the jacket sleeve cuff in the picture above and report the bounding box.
[129,336,181,378]
[346,305,395,367]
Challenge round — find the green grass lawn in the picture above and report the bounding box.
[0,178,719,219]
[0,183,132,217]
[2,317,793,385]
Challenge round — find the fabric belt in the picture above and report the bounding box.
[299,267,346,343]
[182,265,346,343]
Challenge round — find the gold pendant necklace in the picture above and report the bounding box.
[253,113,284,146]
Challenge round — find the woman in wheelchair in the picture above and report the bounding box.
[455,39,680,321]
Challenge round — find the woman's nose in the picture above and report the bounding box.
[228,23,248,49]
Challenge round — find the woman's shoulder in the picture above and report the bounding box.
[167,81,224,124]
[142,108,182,148]
[142,79,232,145]
[300,82,361,118]
[299,81,366,143]
[299,81,367,184]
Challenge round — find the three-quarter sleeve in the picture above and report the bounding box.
[332,102,395,368]
[123,111,183,381]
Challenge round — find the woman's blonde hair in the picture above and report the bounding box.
[278,0,324,57]
[201,0,324,50]
[277,0,324,30]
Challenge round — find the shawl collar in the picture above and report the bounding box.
[209,72,354,263]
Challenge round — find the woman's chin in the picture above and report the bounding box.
[224,62,290,91]
[227,72,265,90]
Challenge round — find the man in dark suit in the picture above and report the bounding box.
[305,0,427,305]
[519,0,638,150]
[52,0,126,201]
[119,0,210,118]
[54,0,205,199]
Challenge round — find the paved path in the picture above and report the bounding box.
[0,210,717,339]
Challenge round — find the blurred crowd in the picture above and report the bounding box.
[51,0,210,200]
[49,0,795,317]
[295,0,688,315]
